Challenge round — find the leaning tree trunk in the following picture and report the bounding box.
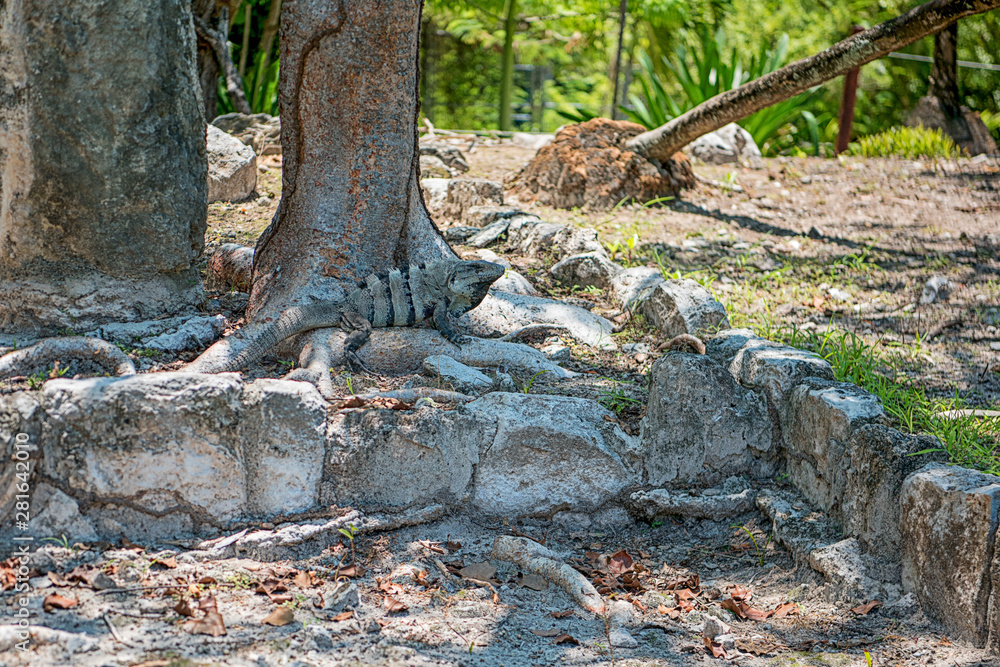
[247,0,451,322]
[626,0,1000,161]
[0,0,207,338]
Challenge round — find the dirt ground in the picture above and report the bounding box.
[7,510,997,667]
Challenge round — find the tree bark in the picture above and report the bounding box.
[194,8,253,114]
[930,21,960,115]
[247,0,451,322]
[0,0,207,337]
[626,0,1000,161]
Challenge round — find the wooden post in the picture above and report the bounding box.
[610,0,628,119]
[835,25,865,155]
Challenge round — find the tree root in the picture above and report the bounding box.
[355,388,474,404]
[201,504,447,561]
[491,536,605,614]
[462,291,616,350]
[0,337,136,380]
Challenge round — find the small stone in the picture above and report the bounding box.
[702,615,731,641]
[919,276,950,305]
[622,342,650,355]
[609,628,639,648]
[541,344,571,361]
[827,287,851,302]
[319,582,360,613]
[683,123,761,164]
[990,342,1000,351]
[642,279,729,338]
[207,124,257,203]
[635,353,648,364]
[307,625,334,650]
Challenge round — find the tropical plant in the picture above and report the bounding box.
[848,125,961,159]
[622,28,826,155]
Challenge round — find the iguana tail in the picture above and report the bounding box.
[221,301,344,372]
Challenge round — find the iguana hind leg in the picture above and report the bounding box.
[340,311,373,374]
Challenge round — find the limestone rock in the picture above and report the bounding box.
[207,124,257,203]
[419,141,470,174]
[503,217,603,259]
[756,488,842,567]
[423,355,493,394]
[212,112,280,155]
[241,380,326,516]
[611,267,665,310]
[780,378,885,513]
[462,205,529,228]
[684,123,761,164]
[640,354,773,486]
[550,252,623,289]
[470,393,635,517]
[143,315,227,352]
[841,425,944,558]
[642,279,729,338]
[441,179,504,220]
[420,178,451,210]
[628,487,756,520]
[901,464,1000,647]
[510,119,695,210]
[419,154,452,179]
[22,483,98,542]
[492,270,537,296]
[808,538,882,603]
[323,406,485,508]
[40,373,246,535]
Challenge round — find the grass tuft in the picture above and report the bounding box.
[848,125,961,160]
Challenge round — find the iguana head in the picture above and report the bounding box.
[446,260,505,315]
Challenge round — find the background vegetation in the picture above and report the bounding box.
[218,0,1000,156]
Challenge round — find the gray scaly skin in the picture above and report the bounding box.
[222,259,505,372]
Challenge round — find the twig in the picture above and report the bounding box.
[103,612,127,645]
[491,536,604,614]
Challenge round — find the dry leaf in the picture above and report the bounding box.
[173,599,197,617]
[851,600,882,616]
[182,597,226,636]
[771,602,799,618]
[338,564,365,578]
[378,581,404,596]
[383,596,408,613]
[446,541,462,552]
[197,576,218,585]
[262,606,295,627]
[550,609,574,618]
[293,571,314,589]
[551,633,579,645]
[608,550,634,575]
[530,628,561,637]
[65,565,116,590]
[338,395,366,409]
[43,593,78,612]
[459,562,497,582]
[332,610,354,622]
[518,573,548,591]
[418,540,445,554]
[675,588,696,601]
[151,556,178,570]
[704,636,732,659]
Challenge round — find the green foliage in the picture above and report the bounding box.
[623,28,824,156]
[848,125,961,160]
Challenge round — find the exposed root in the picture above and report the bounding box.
[462,291,615,350]
[290,328,577,380]
[206,243,254,291]
[284,329,336,399]
[500,323,571,342]
[491,536,605,614]
[356,388,473,404]
[0,337,136,380]
[656,334,706,355]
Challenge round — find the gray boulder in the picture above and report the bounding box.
[470,393,635,517]
[462,205,529,228]
[684,123,761,164]
[642,279,730,338]
[419,141,470,174]
[901,464,1000,647]
[241,379,326,516]
[207,124,257,203]
[780,378,885,513]
[420,178,451,210]
[611,267,665,310]
[492,270,538,296]
[640,354,773,486]
[628,486,756,520]
[143,314,227,352]
[550,252,623,289]
[441,179,504,220]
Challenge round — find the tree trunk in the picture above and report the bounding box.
[499,0,517,131]
[194,0,221,119]
[0,0,207,338]
[626,0,1000,161]
[930,21,960,115]
[247,0,451,322]
[194,8,253,114]
[609,0,627,119]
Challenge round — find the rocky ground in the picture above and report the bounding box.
[4,140,999,667]
[5,510,994,667]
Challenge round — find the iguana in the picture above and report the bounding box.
[217,259,506,372]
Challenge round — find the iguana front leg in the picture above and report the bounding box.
[434,302,467,348]
[340,311,373,374]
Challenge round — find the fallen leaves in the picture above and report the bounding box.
[530,627,561,637]
[458,562,497,582]
[182,596,226,636]
[719,587,799,622]
[851,600,883,616]
[550,609,574,619]
[551,633,579,645]
[704,636,735,660]
[43,593,79,612]
[63,564,115,591]
[517,573,548,591]
[261,606,295,627]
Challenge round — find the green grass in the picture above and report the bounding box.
[848,125,961,160]
[776,326,1000,474]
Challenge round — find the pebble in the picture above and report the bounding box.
[541,344,571,361]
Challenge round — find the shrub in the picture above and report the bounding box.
[848,125,961,159]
